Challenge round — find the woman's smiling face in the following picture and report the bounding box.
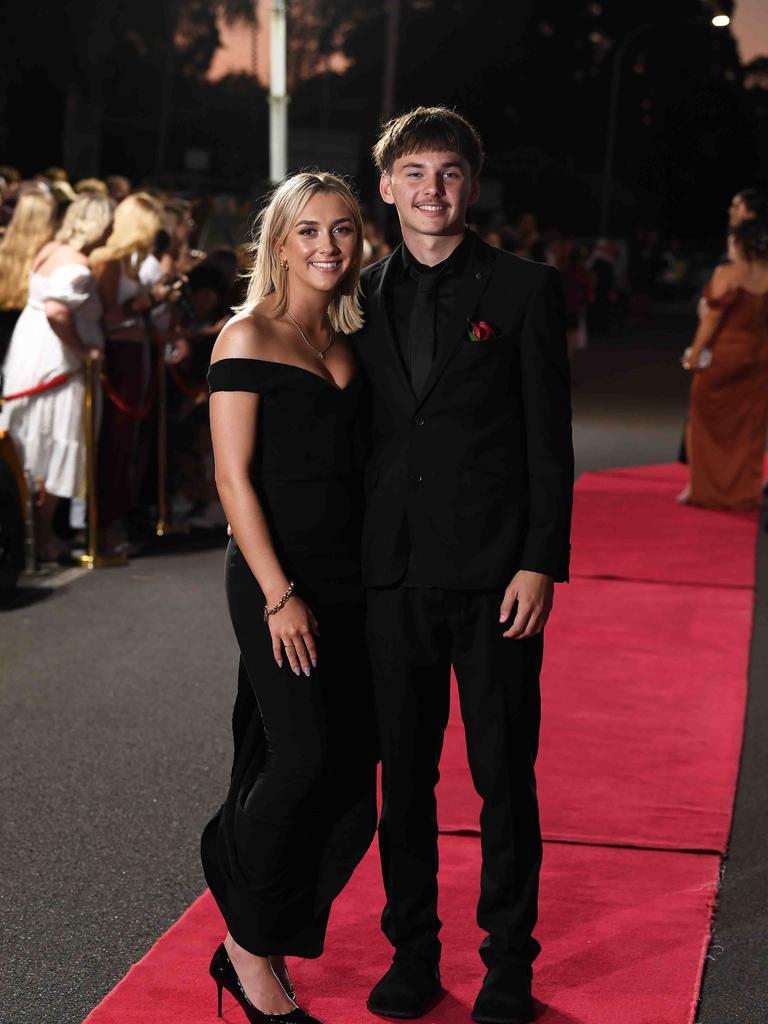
[279,191,359,296]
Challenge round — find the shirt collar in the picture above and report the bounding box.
[400,229,473,279]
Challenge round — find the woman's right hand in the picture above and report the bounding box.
[267,596,319,676]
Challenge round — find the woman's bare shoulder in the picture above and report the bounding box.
[709,261,739,296]
[31,241,59,271]
[210,309,279,364]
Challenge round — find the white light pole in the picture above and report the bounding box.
[270,0,288,183]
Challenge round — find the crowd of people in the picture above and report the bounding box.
[0,167,244,561]
[0,161,765,566]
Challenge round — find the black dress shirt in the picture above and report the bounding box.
[387,231,474,390]
[385,231,474,584]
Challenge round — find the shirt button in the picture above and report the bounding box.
[414,415,425,427]
[410,472,423,484]
[475,272,483,279]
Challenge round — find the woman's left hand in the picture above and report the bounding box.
[681,347,701,371]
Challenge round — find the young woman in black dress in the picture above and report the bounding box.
[201,172,377,1023]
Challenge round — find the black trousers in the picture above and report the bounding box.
[366,585,543,971]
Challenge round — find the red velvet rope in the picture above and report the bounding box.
[0,370,77,403]
[99,368,159,421]
[167,362,208,399]
[1,363,168,421]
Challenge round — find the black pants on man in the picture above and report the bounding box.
[366,586,543,972]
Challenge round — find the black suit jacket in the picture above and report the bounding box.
[353,232,574,589]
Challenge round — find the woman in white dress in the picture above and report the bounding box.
[0,193,114,559]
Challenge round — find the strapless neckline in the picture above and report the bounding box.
[210,356,359,393]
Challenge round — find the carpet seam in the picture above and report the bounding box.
[438,829,725,856]
[570,571,754,592]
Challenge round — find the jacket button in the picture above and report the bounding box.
[414,415,425,427]
[410,472,423,484]
[475,272,482,279]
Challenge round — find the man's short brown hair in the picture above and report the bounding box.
[373,106,484,177]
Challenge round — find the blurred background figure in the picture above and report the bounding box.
[362,215,391,267]
[74,177,109,196]
[0,183,58,361]
[628,227,661,326]
[0,164,22,229]
[587,238,620,335]
[548,236,595,358]
[166,249,239,528]
[39,166,77,217]
[728,187,768,230]
[681,219,768,510]
[90,191,168,555]
[105,175,132,204]
[477,222,503,248]
[0,192,113,560]
[511,210,546,261]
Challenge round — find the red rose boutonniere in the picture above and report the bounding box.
[467,320,496,342]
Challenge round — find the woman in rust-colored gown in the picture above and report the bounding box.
[682,219,768,510]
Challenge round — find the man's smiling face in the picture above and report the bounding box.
[380,149,479,239]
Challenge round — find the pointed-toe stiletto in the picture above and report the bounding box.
[270,956,295,1002]
[209,943,321,1023]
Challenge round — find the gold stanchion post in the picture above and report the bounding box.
[155,345,189,537]
[79,358,127,568]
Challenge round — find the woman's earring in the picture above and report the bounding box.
[280,257,289,270]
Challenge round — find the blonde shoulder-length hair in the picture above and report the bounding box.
[56,193,115,253]
[0,185,57,311]
[89,191,162,271]
[236,171,365,335]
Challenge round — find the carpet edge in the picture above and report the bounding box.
[81,889,211,1023]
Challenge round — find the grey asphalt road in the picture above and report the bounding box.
[1,308,763,1024]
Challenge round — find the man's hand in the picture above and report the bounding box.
[166,337,191,365]
[500,570,554,639]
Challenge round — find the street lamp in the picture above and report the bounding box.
[598,12,731,236]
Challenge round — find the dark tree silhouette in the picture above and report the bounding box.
[0,0,763,242]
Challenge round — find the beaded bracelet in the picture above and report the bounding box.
[264,581,296,622]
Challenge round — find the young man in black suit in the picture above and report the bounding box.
[353,107,573,1024]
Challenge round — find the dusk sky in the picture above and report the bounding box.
[208,0,768,84]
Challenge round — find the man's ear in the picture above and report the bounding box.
[379,174,396,206]
[468,177,481,207]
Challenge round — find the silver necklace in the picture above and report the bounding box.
[286,311,334,360]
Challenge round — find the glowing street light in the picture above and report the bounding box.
[712,14,731,27]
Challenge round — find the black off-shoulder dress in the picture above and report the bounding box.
[200,357,377,958]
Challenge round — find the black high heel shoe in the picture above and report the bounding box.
[209,943,321,1023]
[270,957,295,1002]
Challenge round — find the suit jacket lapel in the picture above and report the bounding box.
[414,237,496,409]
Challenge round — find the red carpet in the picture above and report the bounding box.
[438,577,752,851]
[84,464,756,1024]
[84,838,719,1024]
[570,467,758,589]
